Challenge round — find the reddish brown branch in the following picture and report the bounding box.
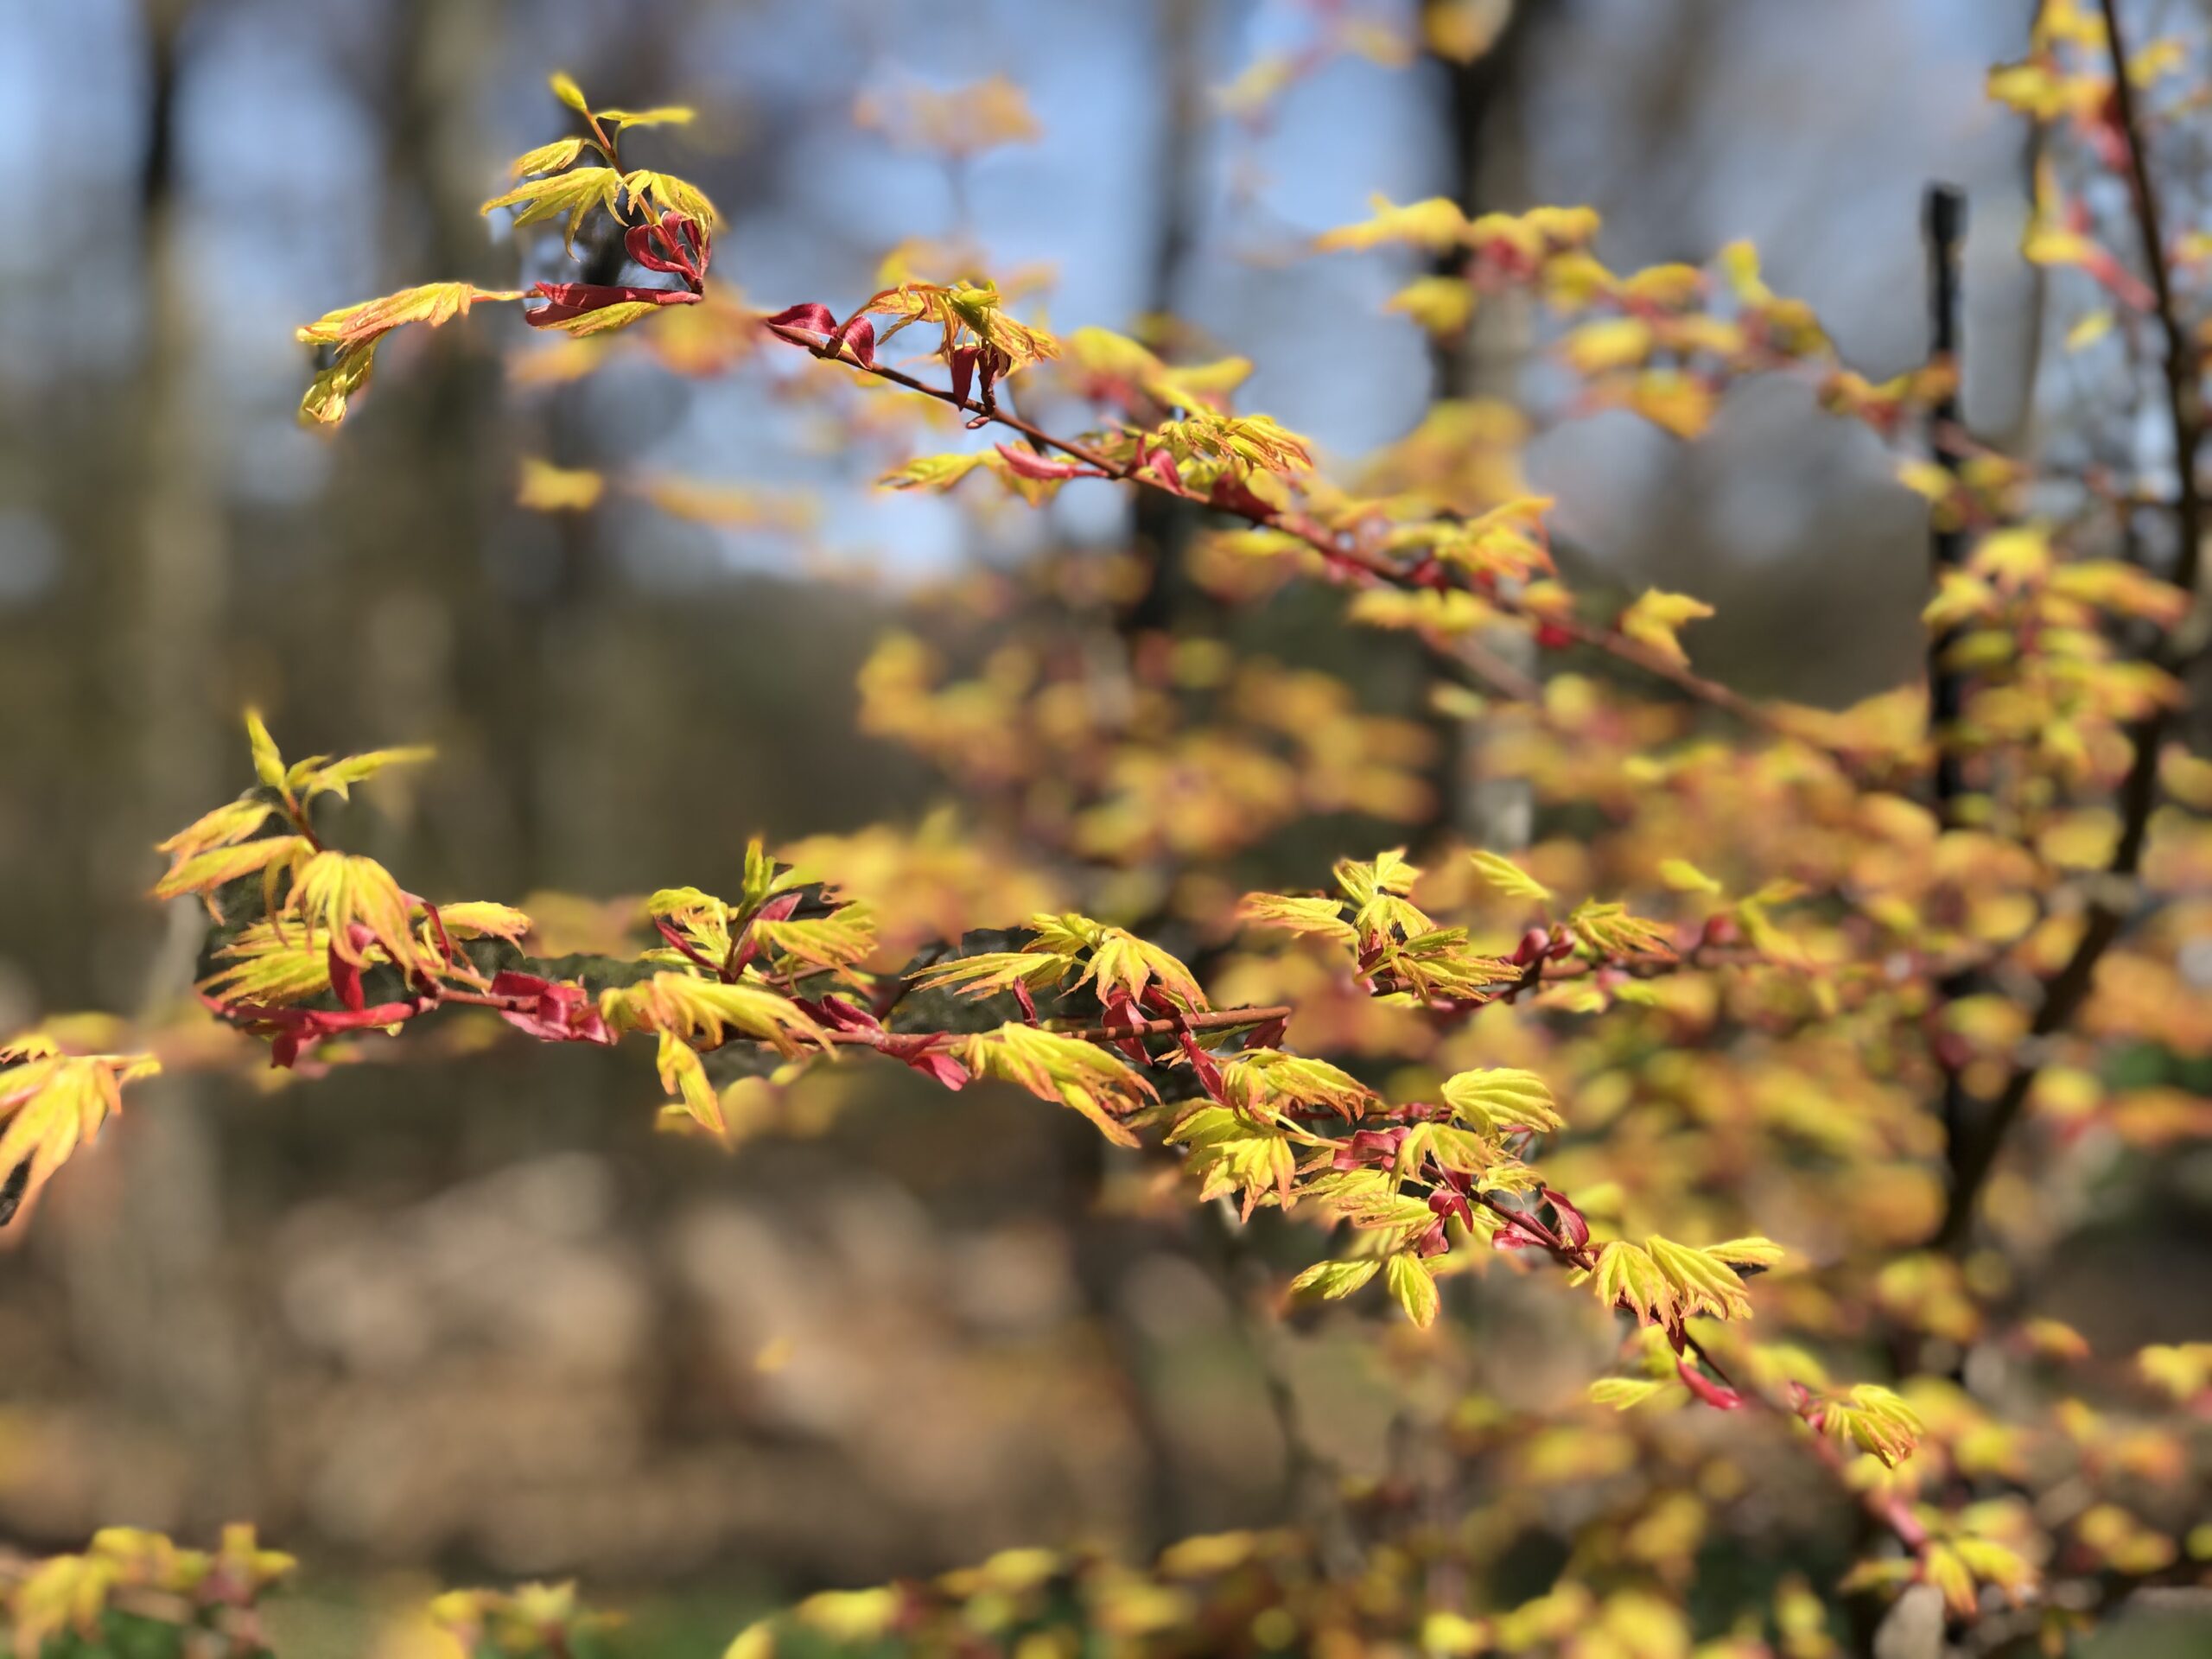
[770,320,1858,766]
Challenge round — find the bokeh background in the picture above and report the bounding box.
[6,0,2200,1652]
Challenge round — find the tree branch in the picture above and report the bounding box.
[768,321,1863,769]
[1934,0,2207,1249]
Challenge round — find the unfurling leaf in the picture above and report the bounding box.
[656,1030,725,1136]
[1078,925,1208,1013]
[151,835,308,909]
[880,453,994,493]
[549,72,591,114]
[432,902,534,942]
[246,709,286,787]
[295,283,521,426]
[289,747,435,803]
[600,105,696,131]
[296,283,524,353]
[622,169,720,229]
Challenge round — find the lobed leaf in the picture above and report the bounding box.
[480,168,625,250]
[1645,1235,1754,1322]
[1468,849,1552,905]
[1385,1250,1441,1328]
[1236,892,1357,945]
[0,1046,161,1224]
[1592,1241,1675,1327]
[952,1023,1156,1147]
[1440,1068,1562,1135]
[1287,1257,1382,1301]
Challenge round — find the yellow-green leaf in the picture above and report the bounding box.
[290,746,435,802]
[432,902,534,942]
[1288,1257,1382,1300]
[1656,858,1722,895]
[1166,1105,1295,1218]
[511,137,586,179]
[156,798,277,864]
[1589,1376,1669,1410]
[601,105,696,130]
[151,835,308,906]
[1220,1050,1376,1122]
[299,344,378,427]
[1592,1240,1674,1326]
[953,1023,1156,1147]
[602,973,828,1058]
[622,169,719,228]
[1645,1234,1753,1321]
[245,709,285,787]
[1468,849,1552,905]
[1385,1250,1440,1328]
[1236,892,1357,944]
[286,850,423,973]
[1316,194,1471,254]
[1440,1067,1562,1135]
[537,299,664,339]
[518,457,606,512]
[0,1046,161,1222]
[480,167,625,250]
[655,1031,725,1136]
[296,282,521,351]
[1618,588,1716,665]
[880,452,994,493]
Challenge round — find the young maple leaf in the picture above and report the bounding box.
[1220,1050,1376,1122]
[480,167,626,251]
[1591,1241,1676,1328]
[1618,588,1717,664]
[1166,1105,1297,1219]
[1077,925,1207,1014]
[284,851,424,976]
[601,972,828,1058]
[295,283,521,427]
[951,1024,1156,1147]
[1440,1068,1563,1135]
[1644,1236,1755,1322]
[1315,194,1473,254]
[0,1038,161,1225]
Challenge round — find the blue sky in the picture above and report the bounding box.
[1,0,2043,603]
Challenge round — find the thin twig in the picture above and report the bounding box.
[771,321,1861,766]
